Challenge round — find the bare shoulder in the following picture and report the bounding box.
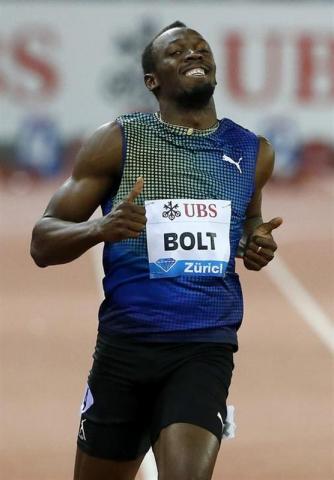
[255,135,275,189]
[73,121,123,180]
[41,121,123,222]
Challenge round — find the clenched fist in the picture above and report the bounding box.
[243,217,283,271]
[98,177,147,243]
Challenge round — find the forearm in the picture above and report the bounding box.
[30,217,103,267]
[237,136,280,264]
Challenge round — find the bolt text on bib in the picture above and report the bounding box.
[164,232,217,251]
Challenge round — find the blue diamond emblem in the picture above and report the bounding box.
[155,258,177,272]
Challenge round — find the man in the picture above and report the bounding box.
[31,21,282,480]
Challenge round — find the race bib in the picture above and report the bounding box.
[145,199,231,279]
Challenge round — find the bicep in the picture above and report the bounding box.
[43,174,112,222]
[254,136,275,191]
[245,136,275,220]
[245,190,262,219]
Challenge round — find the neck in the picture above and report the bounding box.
[158,97,217,129]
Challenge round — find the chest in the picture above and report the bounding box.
[125,135,255,218]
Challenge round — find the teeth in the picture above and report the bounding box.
[185,68,206,77]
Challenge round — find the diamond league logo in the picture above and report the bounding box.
[155,258,177,272]
[162,201,181,221]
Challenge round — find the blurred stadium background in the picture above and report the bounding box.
[1,1,333,479]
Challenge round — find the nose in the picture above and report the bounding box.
[184,49,203,61]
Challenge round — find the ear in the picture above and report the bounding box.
[144,73,160,92]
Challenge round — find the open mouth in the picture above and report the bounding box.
[183,66,209,78]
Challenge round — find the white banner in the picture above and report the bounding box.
[145,199,231,278]
[1,2,333,141]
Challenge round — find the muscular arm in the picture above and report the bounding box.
[238,136,282,270]
[30,122,146,267]
[244,136,275,234]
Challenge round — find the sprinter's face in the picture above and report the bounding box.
[145,28,216,105]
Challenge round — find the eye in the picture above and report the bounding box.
[199,48,210,54]
[170,50,182,56]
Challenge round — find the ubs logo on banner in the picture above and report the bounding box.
[162,201,218,220]
[162,201,181,220]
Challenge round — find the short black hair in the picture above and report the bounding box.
[141,21,187,74]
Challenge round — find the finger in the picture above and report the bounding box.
[116,203,146,216]
[252,237,277,251]
[124,220,146,232]
[243,258,261,271]
[244,250,269,267]
[257,217,283,235]
[119,227,143,238]
[247,243,275,260]
[126,176,144,203]
[128,213,147,225]
[130,204,146,216]
[124,229,141,238]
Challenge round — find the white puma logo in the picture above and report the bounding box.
[222,154,242,173]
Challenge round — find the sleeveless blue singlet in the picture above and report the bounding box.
[98,113,259,349]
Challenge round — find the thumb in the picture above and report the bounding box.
[256,217,283,235]
[126,176,144,203]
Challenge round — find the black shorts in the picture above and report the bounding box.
[77,333,234,460]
